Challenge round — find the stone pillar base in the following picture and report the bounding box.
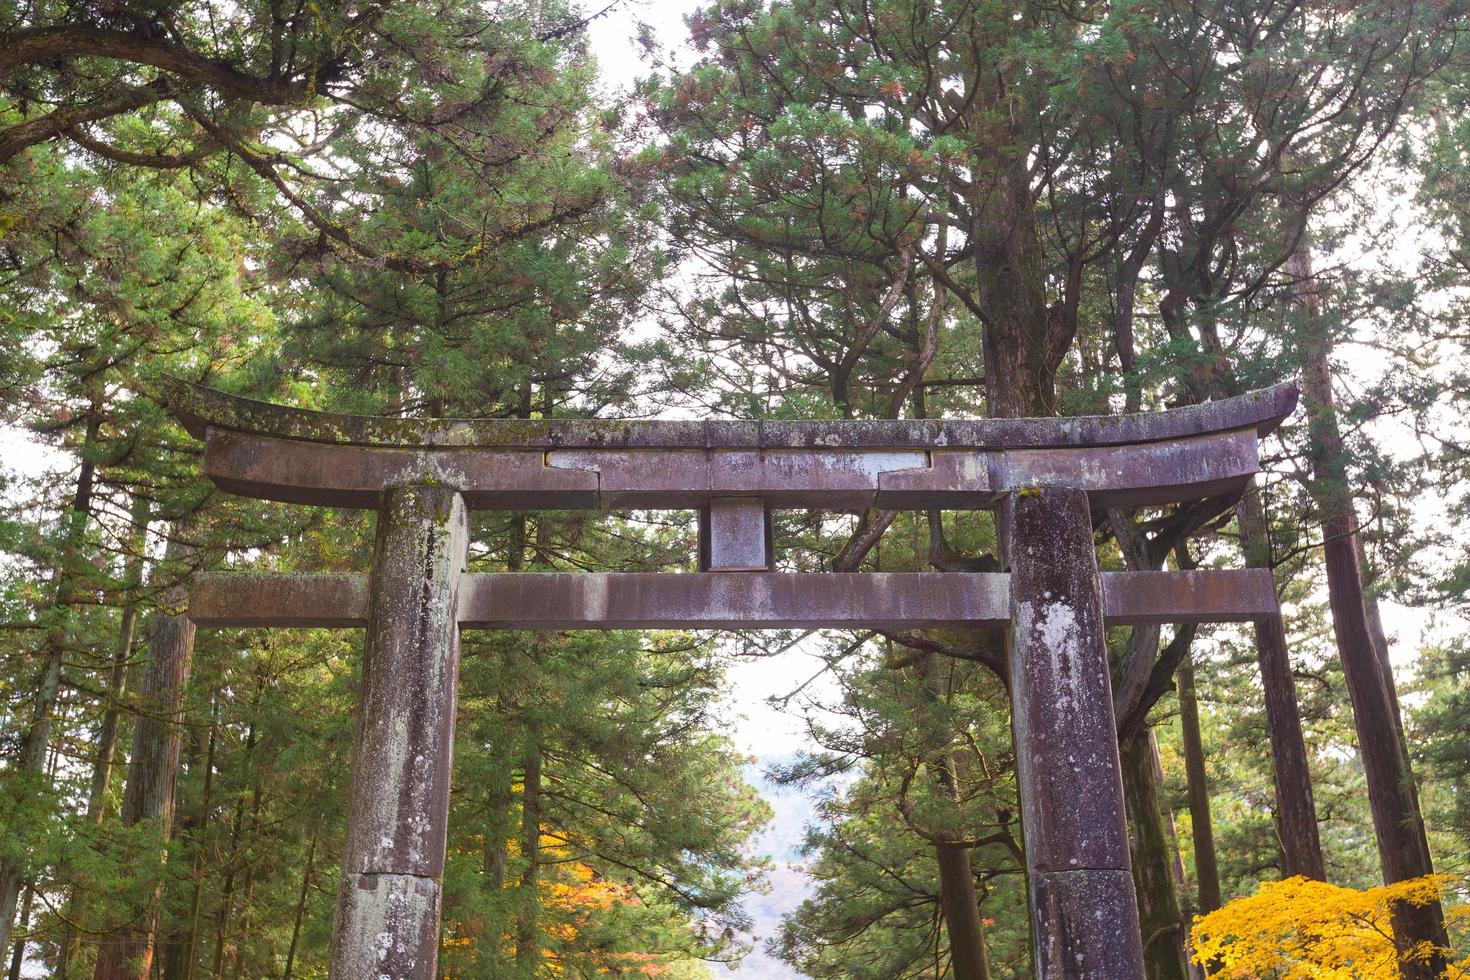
[330,873,441,978]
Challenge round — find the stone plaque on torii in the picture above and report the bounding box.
[166,378,1298,979]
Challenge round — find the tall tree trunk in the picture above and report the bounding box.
[515,740,543,976]
[0,409,102,952]
[282,828,318,980]
[6,883,32,980]
[485,519,524,956]
[916,660,991,980]
[1159,207,1330,886]
[85,494,150,821]
[1236,491,1328,881]
[61,494,150,976]
[1121,728,1191,980]
[485,739,516,892]
[1293,244,1447,976]
[1150,733,1191,905]
[936,841,990,980]
[1362,588,1408,735]
[1151,732,1204,980]
[92,533,196,980]
[971,156,1057,421]
[163,698,217,980]
[1175,653,1220,915]
[210,719,257,980]
[1361,580,1429,851]
[227,780,264,980]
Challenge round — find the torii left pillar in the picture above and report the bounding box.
[329,485,468,979]
[1007,488,1145,977]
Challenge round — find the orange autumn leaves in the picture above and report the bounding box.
[1191,874,1470,978]
[446,832,682,978]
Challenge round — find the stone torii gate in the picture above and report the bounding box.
[167,378,1298,979]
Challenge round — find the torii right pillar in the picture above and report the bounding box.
[1007,487,1146,978]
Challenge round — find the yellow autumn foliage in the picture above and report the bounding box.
[1191,874,1470,978]
[444,828,684,977]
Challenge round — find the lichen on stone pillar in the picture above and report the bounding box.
[329,485,468,980]
[1006,487,1144,979]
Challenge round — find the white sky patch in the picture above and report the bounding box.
[718,634,849,975]
[586,0,705,96]
[725,638,844,759]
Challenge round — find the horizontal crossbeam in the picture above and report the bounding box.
[188,569,1277,630]
[167,380,1298,511]
[169,379,1298,450]
[195,427,1261,510]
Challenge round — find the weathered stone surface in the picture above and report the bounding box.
[177,373,1295,511]
[707,450,926,507]
[1007,488,1143,980]
[199,424,1268,511]
[205,429,597,509]
[876,451,999,508]
[169,377,1296,980]
[169,376,1297,449]
[547,449,931,510]
[1008,488,1131,874]
[187,568,1278,629]
[1030,870,1146,979]
[189,571,370,627]
[1100,568,1276,624]
[878,429,1260,508]
[995,428,1259,506]
[329,873,441,980]
[341,486,467,879]
[702,498,770,571]
[463,572,1011,630]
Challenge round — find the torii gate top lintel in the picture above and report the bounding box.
[166,378,1298,980]
[164,378,1298,512]
[168,377,1297,449]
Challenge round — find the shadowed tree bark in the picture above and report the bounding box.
[59,494,150,976]
[1175,651,1221,914]
[516,737,544,976]
[1293,243,1448,976]
[936,838,990,980]
[0,402,102,954]
[922,728,992,980]
[93,533,196,980]
[1235,491,1328,881]
[159,697,217,980]
[1122,728,1191,980]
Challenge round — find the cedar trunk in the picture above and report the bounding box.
[0,411,102,954]
[6,885,33,980]
[516,742,544,975]
[1121,729,1191,980]
[282,829,319,979]
[1235,491,1327,881]
[971,160,1057,421]
[1294,245,1447,975]
[60,495,149,976]
[162,698,217,980]
[936,842,990,980]
[92,533,197,980]
[919,663,992,979]
[84,496,148,823]
[1175,654,1221,914]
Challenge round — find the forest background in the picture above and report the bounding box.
[4,0,1470,978]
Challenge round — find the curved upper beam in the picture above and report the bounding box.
[166,378,1298,451]
[166,379,1296,510]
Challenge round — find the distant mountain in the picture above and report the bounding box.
[725,760,818,978]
